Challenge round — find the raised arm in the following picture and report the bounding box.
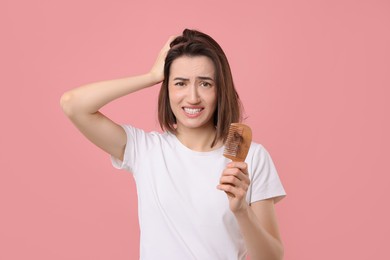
[60,36,175,161]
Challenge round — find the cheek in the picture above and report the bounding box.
[168,90,181,110]
[169,87,185,103]
[207,90,217,107]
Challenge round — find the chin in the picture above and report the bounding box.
[177,118,215,130]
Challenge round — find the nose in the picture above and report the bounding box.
[187,84,200,104]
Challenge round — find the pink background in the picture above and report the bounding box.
[1,0,389,259]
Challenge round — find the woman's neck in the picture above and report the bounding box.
[175,125,222,152]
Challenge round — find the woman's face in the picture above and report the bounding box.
[168,55,217,132]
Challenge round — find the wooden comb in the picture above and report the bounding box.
[223,123,252,162]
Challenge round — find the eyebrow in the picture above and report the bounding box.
[173,76,214,81]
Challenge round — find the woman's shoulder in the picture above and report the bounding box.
[249,141,265,152]
[247,141,273,160]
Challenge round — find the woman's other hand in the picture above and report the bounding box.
[149,35,177,83]
[217,162,251,214]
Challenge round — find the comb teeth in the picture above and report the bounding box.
[223,125,244,157]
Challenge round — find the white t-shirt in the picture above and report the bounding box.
[111,125,286,260]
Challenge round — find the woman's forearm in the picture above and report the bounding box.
[234,207,284,260]
[61,36,173,116]
[60,73,160,116]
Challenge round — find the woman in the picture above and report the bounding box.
[61,29,286,260]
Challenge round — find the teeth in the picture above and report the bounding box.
[184,108,202,114]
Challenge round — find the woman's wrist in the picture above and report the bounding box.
[147,71,164,86]
[233,203,250,219]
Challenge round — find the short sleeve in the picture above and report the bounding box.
[110,125,152,173]
[247,144,286,204]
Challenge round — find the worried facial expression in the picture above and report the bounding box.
[168,55,217,132]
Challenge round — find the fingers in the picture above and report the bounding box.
[217,162,250,198]
[150,36,178,83]
[217,184,247,199]
[222,163,250,184]
[220,174,249,188]
[227,161,248,174]
[162,35,177,51]
[160,35,180,54]
[166,35,179,45]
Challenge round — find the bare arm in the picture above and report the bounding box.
[217,162,284,260]
[234,199,284,260]
[60,36,175,161]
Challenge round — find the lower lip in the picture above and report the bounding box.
[183,108,203,118]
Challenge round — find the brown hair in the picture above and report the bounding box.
[158,28,243,147]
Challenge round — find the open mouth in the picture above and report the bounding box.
[183,107,204,115]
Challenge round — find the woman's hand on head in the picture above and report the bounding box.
[217,162,251,214]
[149,35,177,84]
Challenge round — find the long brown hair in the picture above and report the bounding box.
[158,29,243,147]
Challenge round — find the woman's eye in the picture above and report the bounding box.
[200,82,211,87]
[175,82,185,86]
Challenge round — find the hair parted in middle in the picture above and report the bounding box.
[158,28,243,147]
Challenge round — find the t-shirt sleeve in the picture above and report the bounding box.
[247,143,286,204]
[110,124,152,173]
